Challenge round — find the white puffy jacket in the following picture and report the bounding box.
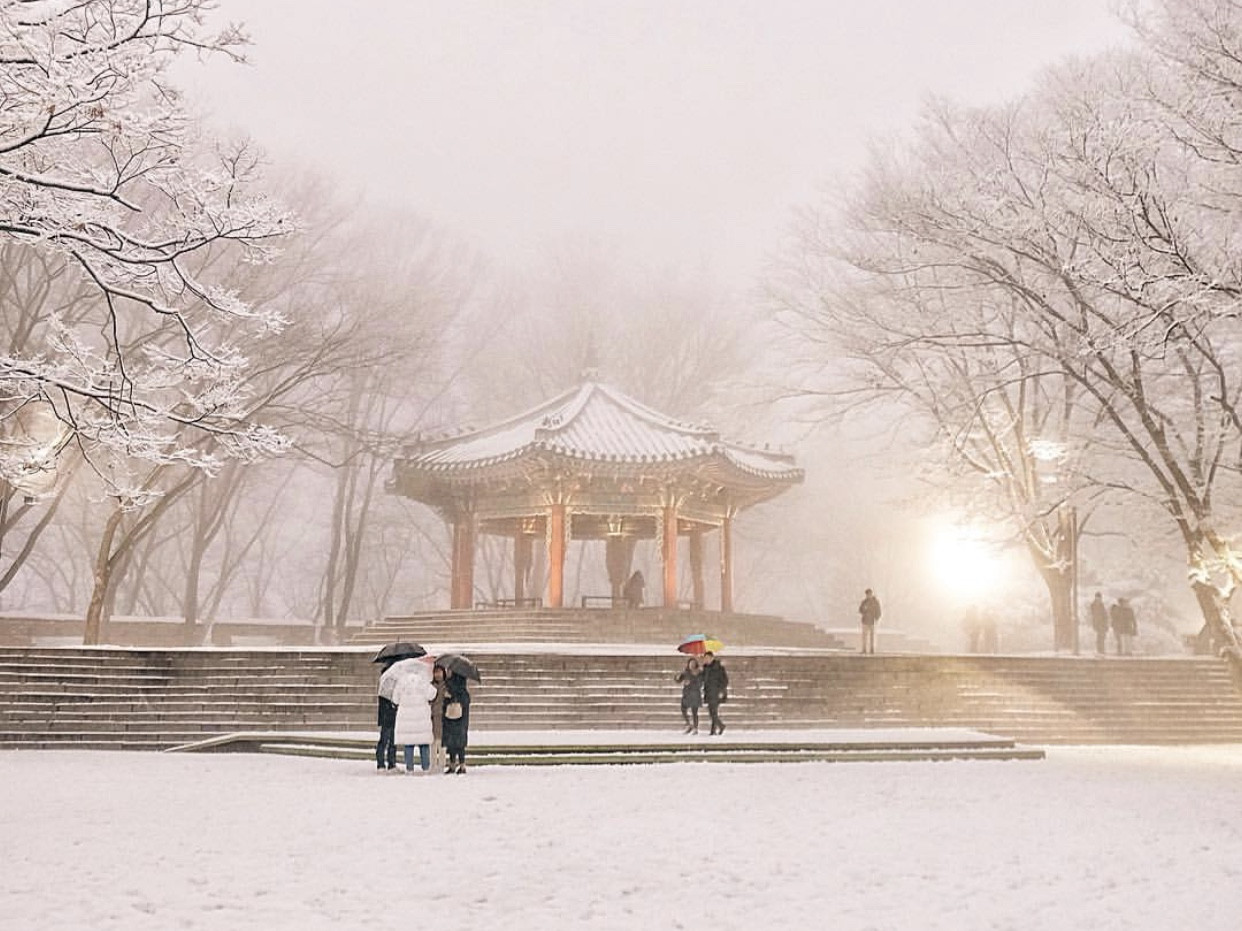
[392,662,438,745]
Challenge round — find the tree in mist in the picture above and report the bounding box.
[775,225,1097,647]
[0,244,96,597]
[776,5,1242,666]
[0,0,290,491]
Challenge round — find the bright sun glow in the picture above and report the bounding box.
[929,523,1003,600]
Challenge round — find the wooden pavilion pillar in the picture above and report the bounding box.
[449,514,476,609]
[689,530,705,610]
[547,503,566,608]
[514,530,533,605]
[661,503,678,607]
[719,514,734,613]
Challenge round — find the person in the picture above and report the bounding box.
[675,657,703,734]
[980,608,999,654]
[429,664,448,773]
[623,570,645,608]
[701,651,729,736]
[1112,597,1137,656]
[392,659,437,774]
[963,605,982,653]
[858,588,882,654]
[441,669,472,774]
[1089,592,1110,655]
[374,661,400,772]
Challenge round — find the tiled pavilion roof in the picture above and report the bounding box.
[397,382,802,486]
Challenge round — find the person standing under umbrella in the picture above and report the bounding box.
[393,659,438,774]
[676,657,703,734]
[701,651,729,736]
[373,643,427,772]
[375,661,402,772]
[441,670,473,774]
[429,664,448,774]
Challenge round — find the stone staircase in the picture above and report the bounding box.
[351,607,847,649]
[2,647,1242,750]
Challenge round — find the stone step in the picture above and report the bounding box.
[1,647,1239,747]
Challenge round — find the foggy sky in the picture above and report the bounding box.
[183,1,1128,286]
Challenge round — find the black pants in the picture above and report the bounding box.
[706,700,724,734]
[447,746,467,766]
[375,698,397,769]
[681,703,699,729]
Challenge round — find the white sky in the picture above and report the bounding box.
[182,1,1130,287]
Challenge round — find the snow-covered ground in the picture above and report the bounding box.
[4,741,1242,930]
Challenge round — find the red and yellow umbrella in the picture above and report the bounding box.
[677,634,724,655]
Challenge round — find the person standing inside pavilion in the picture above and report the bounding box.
[858,588,882,654]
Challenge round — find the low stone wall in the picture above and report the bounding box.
[0,615,365,648]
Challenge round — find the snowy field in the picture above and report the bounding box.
[4,743,1242,931]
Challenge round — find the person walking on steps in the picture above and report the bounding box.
[859,588,882,655]
[676,657,703,734]
[701,651,729,736]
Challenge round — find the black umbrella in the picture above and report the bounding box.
[435,652,481,682]
[372,641,427,664]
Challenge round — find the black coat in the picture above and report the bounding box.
[377,696,397,728]
[1089,598,1109,633]
[702,662,729,706]
[676,667,703,709]
[441,673,472,751]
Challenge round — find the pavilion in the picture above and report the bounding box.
[390,381,802,610]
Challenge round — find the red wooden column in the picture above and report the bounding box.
[689,529,705,610]
[662,503,679,607]
[547,503,566,608]
[449,514,476,609]
[719,514,734,613]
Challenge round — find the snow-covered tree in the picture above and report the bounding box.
[0,0,291,491]
[777,12,1242,669]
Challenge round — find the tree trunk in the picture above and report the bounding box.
[83,508,124,645]
[1189,577,1242,686]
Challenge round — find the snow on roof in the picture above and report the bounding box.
[398,382,801,482]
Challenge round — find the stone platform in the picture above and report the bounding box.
[165,727,1045,765]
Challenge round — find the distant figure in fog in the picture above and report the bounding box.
[858,588,881,654]
[980,608,999,653]
[1111,597,1137,656]
[1089,593,1110,655]
[676,657,703,734]
[623,570,645,608]
[964,605,983,653]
